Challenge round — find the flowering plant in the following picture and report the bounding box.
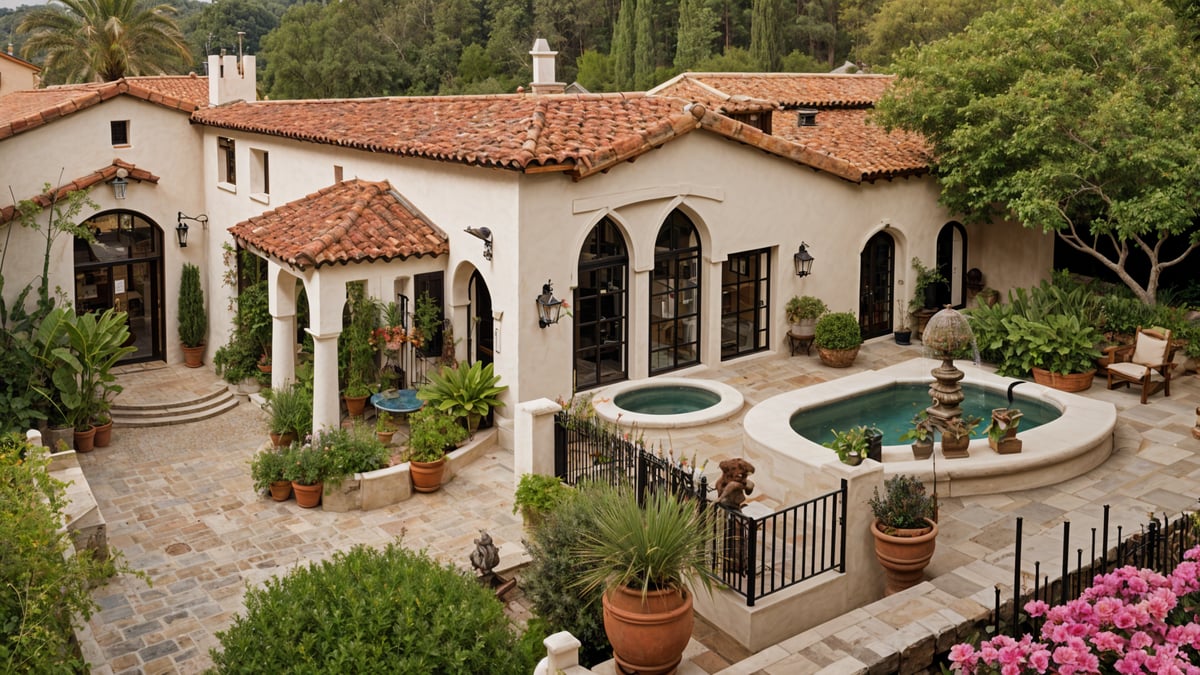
[369,325,407,352]
[949,544,1200,674]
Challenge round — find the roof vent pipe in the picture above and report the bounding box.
[797,108,819,126]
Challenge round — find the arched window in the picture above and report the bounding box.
[574,218,629,390]
[935,222,968,308]
[649,211,701,374]
[858,231,895,339]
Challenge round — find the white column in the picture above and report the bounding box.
[310,332,340,434]
[513,398,563,488]
[271,315,296,389]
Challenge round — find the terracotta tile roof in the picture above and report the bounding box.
[192,93,701,179]
[660,73,895,108]
[770,108,928,180]
[647,75,776,114]
[229,179,449,269]
[0,76,205,142]
[0,159,159,224]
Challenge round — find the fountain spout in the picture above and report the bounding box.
[1007,381,1026,407]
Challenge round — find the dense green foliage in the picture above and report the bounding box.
[314,425,391,487]
[407,407,468,462]
[0,434,124,672]
[418,360,507,434]
[213,245,270,385]
[813,311,862,350]
[523,482,612,667]
[876,0,1200,304]
[339,282,378,394]
[209,542,542,674]
[512,473,571,522]
[869,474,935,530]
[177,263,206,348]
[261,383,311,436]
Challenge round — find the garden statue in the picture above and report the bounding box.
[715,457,755,510]
[470,530,500,578]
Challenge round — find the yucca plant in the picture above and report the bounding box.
[417,361,507,436]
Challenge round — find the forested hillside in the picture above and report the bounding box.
[3,0,1199,99]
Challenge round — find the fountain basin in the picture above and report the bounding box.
[593,378,744,429]
[744,359,1116,499]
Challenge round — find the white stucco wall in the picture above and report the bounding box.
[0,57,39,97]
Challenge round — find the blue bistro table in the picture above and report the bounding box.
[370,389,425,420]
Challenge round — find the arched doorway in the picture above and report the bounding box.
[935,222,967,308]
[649,210,701,374]
[858,231,895,339]
[574,217,629,390]
[467,270,493,366]
[73,211,165,363]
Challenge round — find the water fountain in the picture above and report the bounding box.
[921,307,974,426]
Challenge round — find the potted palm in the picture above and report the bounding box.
[406,407,468,493]
[575,485,712,675]
[868,474,938,595]
[813,311,863,368]
[178,263,207,368]
[784,295,826,336]
[418,361,508,437]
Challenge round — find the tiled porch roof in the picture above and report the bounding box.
[0,75,206,141]
[191,93,701,179]
[229,179,449,269]
[0,159,159,224]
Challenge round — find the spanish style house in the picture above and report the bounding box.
[0,49,1053,438]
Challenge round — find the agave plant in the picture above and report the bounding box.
[417,361,507,436]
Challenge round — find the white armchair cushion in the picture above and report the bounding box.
[1108,361,1162,382]
[1132,333,1169,366]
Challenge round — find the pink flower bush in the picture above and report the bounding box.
[949,545,1200,674]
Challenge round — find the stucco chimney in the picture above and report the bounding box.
[529,38,565,95]
[6,43,12,55]
[208,52,257,106]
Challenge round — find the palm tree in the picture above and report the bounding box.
[19,0,193,84]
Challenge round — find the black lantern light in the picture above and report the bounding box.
[464,226,493,261]
[536,280,564,328]
[110,168,129,200]
[794,242,815,277]
[176,211,208,248]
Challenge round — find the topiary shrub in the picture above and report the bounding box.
[210,542,541,674]
[177,263,207,348]
[522,482,612,667]
[813,311,862,350]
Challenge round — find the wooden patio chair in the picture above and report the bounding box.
[1106,327,1174,404]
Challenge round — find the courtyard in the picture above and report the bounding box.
[75,339,1200,674]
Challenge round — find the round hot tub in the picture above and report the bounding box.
[592,378,744,429]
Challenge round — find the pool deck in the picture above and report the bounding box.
[77,339,1200,674]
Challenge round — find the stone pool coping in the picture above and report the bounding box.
[591,377,745,428]
[743,358,1117,498]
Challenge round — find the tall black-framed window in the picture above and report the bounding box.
[858,231,895,339]
[574,218,629,390]
[649,210,701,374]
[721,248,770,360]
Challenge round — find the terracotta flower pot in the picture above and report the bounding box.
[602,585,694,675]
[93,419,113,448]
[376,430,396,445]
[343,394,369,418]
[1031,367,1095,393]
[74,425,97,453]
[871,517,938,596]
[292,481,323,508]
[269,480,293,502]
[269,431,298,449]
[817,345,860,368]
[181,344,205,368]
[911,440,933,460]
[410,457,446,493]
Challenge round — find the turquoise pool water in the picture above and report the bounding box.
[789,383,1061,446]
[614,385,722,415]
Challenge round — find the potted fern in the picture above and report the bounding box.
[178,263,207,368]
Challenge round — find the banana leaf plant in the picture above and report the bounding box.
[418,361,507,437]
[31,307,134,430]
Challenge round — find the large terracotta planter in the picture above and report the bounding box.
[871,518,938,596]
[410,457,446,493]
[343,394,369,418]
[1031,367,1095,393]
[181,344,205,368]
[817,345,860,368]
[74,425,97,453]
[93,419,113,448]
[602,585,694,675]
[292,481,323,508]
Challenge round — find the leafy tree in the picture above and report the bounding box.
[780,48,825,72]
[749,0,784,70]
[839,0,884,62]
[611,0,635,89]
[876,0,1200,304]
[576,49,616,91]
[857,0,990,67]
[692,44,758,71]
[676,0,718,69]
[19,0,193,83]
[794,0,838,67]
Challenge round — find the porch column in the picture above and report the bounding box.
[309,331,340,434]
[513,398,562,489]
[271,315,296,388]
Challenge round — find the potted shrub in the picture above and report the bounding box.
[283,443,327,508]
[813,311,862,368]
[262,383,309,447]
[823,425,869,466]
[340,282,378,417]
[868,474,938,595]
[575,485,712,675]
[406,407,467,493]
[894,298,912,345]
[1018,314,1102,391]
[784,295,826,336]
[178,263,207,368]
[910,258,948,338]
[985,407,1023,454]
[899,411,936,460]
[341,379,372,418]
[250,448,292,501]
[418,361,508,437]
[375,411,398,445]
[512,473,571,531]
[939,414,980,459]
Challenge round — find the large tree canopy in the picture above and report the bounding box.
[876,0,1200,304]
[19,0,192,83]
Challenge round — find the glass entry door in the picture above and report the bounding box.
[649,211,701,375]
[721,249,769,360]
[858,231,894,340]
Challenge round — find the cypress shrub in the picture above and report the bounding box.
[178,263,206,347]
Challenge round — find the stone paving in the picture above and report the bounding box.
[76,342,1200,674]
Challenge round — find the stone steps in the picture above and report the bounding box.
[111,385,239,427]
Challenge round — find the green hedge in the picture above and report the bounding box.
[210,542,542,674]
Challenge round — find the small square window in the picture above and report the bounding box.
[111,120,129,146]
[334,165,343,183]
